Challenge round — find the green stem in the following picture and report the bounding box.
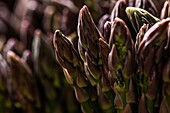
[119,91,126,110]
[130,103,138,113]
[166,94,170,109]
[104,90,115,105]
[104,107,116,113]
[92,99,102,113]
[117,109,122,113]
[143,75,148,93]
[147,98,154,113]
[125,78,129,92]
[82,100,92,113]
[141,75,147,93]
[0,94,5,113]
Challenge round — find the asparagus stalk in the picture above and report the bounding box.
[77,5,116,112]
[7,51,41,113]
[137,18,170,113]
[53,30,100,113]
[108,17,136,112]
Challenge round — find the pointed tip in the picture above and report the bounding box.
[81,5,89,12]
[126,7,137,13]
[82,5,88,9]
[53,30,66,41]
[114,17,126,24]
[63,68,73,85]
[53,30,63,42]
[73,81,89,103]
[125,7,131,13]
[79,5,89,17]
[7,50,32,75]
[54,30,62,36]
[7,51,18,64]
[53,30,61,48]
[34,29,42,37]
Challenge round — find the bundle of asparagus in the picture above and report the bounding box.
[53,0,170,113]
[0,0,170,113]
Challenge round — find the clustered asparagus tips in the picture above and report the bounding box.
[137,18,170,113]
[1,0,170,113]
[53,3,170,113]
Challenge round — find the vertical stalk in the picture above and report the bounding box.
[147,98,154,113]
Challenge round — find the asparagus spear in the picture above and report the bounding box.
[78,5,116,112]
[111,0,136,41]
[7,51,41,113]
[108,17,136,113]
[126,7,160,32]
[137,18,170,113]
[53,30,99,113]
